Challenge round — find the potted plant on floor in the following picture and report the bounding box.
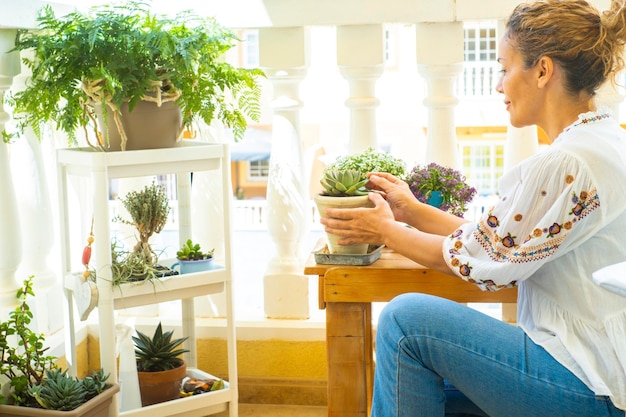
[314,148,407,254]
[406,162,477,217]
[171,239,215,275]
[0,276,119,416]
[5,2,264,151]
[133,322,189,406]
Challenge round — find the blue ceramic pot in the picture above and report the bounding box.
[427,190,443,208]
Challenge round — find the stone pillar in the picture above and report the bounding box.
[0,29,24,312]
[415,22,464,168]
[337,24,384,153]
[259,27,311,319]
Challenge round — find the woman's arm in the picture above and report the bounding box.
[366,173,468,235]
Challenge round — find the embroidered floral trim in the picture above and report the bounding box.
[446,187,601,291]
[563,110,611,132]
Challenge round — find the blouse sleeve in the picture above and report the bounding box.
[443,149,602,292]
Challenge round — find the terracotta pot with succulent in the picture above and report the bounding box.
[0,276,119,417]
[171,239,215,275]
[133,322,189,407]
[406,162,477,217]
[110,182,173,284]
[314,147,407,255]
[4,1,264,151]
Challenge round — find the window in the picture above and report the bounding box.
[248,160,270,181]
[459,140,505,196]
[383,24,398,68]
[240,30,260,68]
[459,21,499,97]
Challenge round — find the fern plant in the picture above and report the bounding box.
[4,2,264,148]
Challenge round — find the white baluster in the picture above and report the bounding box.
[337,24,384,153]
[0,29,23,313]
[260,27,311,319]
[416,22,464,168]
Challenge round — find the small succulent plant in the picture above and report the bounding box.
[133,322,189,372]
[27,368,109,411]
[28,369,87,411]
[176,239,215,261]
[320,169,369,196]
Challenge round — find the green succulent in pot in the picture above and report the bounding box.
[5,1,264,150]
[0,276,115,411]
[133,322,190,406]
[320,169,369,196]
[315,147,406,254]
[133,322,189,373]
[176,239,215,261]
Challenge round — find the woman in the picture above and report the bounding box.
[320,1,626,416]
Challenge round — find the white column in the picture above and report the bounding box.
[10,51,57,290]
[259,27,311,319]
[416,22,464,168]
[337,24,384,153]
[504,125,538,171]
[0,29,24,312]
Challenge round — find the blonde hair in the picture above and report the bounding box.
[505,0,626,96]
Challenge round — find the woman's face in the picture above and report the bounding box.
[495,37,542,128]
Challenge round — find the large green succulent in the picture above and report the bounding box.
[133,322,189,372]
[27,368,111,411]
[320,169,369,196]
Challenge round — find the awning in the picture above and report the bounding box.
[229,128,272,162]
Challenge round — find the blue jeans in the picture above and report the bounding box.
[371,293,624,417]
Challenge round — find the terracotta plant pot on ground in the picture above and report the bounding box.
[137,361,187,407]
[314,194,375,255]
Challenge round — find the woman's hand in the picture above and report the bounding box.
[320,192,395,247]
[366,172,418,224]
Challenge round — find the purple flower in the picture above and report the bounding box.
[406,162,477,217]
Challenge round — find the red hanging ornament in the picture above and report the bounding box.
[82,217,94,281]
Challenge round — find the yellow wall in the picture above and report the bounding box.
[85,336,328,405]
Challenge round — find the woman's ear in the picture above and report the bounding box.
[536,55,554,88]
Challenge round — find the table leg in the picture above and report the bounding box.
[326,302,372,417]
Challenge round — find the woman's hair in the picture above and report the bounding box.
[504,0,626,96]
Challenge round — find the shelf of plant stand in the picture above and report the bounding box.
[56,141,226,179]
[120,368,232,417]
[109,266,228,310]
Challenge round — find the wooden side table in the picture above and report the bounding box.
[305,245,518,417]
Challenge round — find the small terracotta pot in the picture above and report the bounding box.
[137,362,187,406]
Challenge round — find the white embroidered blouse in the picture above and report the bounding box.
[443,111,626,411]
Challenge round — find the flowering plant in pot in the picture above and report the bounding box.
[0,276,118,416]
[314,148,407,255]
[4,2,264,150]
[406,162,477,217]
